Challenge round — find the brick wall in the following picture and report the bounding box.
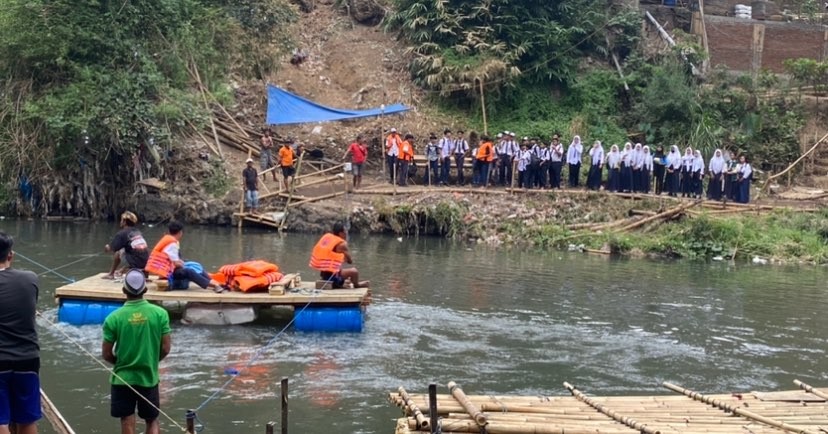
[763,26,825,72]
[705,19,755,71]
[701,16,827,73]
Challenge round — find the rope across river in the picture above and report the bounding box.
[16,249,332,432]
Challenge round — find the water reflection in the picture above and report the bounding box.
[1,221,828,433]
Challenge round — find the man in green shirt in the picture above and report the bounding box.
[102,269,171,434]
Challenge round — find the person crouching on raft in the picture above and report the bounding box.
[145,221,226,293]
[309,222,369,289]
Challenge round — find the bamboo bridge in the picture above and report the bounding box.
[389,379,828,434]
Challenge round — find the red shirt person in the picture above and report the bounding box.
[343,135,368,189]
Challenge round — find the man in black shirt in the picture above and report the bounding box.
[242,158,259,214]
[104,211,149,279]
[0,231,41,434]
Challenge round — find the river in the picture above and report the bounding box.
[2,220,827,434]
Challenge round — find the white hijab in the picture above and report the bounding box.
[567,135,583,164]
[607,144,621,167]
[642,146,653,170]
[709,149,725,174]
[622,143,633,164]
[667,145,682,169]
[692,150,705,172]
[590,141,604,165]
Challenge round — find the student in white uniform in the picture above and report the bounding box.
[453,130,469,185]
[666,145,682,197]
[606,144,621,192]
[641,146,653,193]
[736,155,753,204]
[586,140,604,191]
[692,149,705,198]
[707,149,725,200]
[566,135,583,187]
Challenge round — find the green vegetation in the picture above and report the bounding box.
[387,0,808,171]
[374,196,828,264]
[0,0,295,213]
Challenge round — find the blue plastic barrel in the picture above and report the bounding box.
[294,307,364,332]
[58,300,124,325]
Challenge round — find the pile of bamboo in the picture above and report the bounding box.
[389,379,828,434]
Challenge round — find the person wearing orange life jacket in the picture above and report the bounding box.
[472,135,494,187]
[397,133,415,187]
[145,221,225,293]
[309,222,369,289]
[385,128,402,184]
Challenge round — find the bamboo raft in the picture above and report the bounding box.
[55,273,371,307]
[389,380,828,434]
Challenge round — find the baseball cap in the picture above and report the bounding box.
[120,211,138,224]
[509,132,516,137]
[390,128,397,133]
[123,269,147,296]
[246,158,254,163]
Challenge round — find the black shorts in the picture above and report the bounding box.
[111,384,160,421]
[319,271,346,289]
[282,166,295,178]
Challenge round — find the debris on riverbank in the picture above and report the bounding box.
[288,190,828,265]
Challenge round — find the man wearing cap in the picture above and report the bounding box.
[439,129,453,185]
[342,135,368,189]
[103,269,171,434]
[549,134,564,189]
[104,211,149,279]
[385,128,402,184]
[242,158,259,214]
[0,231,41,434]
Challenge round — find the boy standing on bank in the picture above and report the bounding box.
[102,270,171,434]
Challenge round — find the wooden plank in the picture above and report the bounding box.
[752,391,825,402]
[752,23,765,77]
[268,273,299,295]
[56,274,369,305]
[136,178,167,190]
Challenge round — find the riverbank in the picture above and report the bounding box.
[289,189,828,265]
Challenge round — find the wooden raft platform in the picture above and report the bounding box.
[55,273,371,307]
[389,380,828,434]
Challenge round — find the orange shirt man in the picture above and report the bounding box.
[278,143,296,191]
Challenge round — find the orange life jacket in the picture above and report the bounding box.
[400,140,414,162]
[145,234,178,278]
[309,233,345,273]
[386,134,401,154]
[477,141,494,162]
[232,271,285,293]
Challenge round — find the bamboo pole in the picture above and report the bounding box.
[190,60,223,159]
[286,191,346,208]
[447,381,488,427]
[259,173,343,201]
[662,382,819,434]
[563,382,660,434]
[406,417,639,434]
[618,200,701,232]
[40,388,76,434]
[794,380,828,400]
[398,387,429,430]
[762,131,828,194]
[479,79,488,135]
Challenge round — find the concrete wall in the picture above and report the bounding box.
[700,15,828,73]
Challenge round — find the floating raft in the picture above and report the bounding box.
[55,273,371,329]
[389,380,828,434]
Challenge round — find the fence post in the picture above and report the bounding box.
[281,377,289,434]
[186,410,196,434]
[429,384,439,434]
[266,421,276,434]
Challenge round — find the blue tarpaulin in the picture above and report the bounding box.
[266,85,410,125]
